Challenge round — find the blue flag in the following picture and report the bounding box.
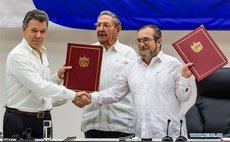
[33,0,230,30]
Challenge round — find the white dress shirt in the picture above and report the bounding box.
[81,40,138,134]
[5,38,75,112]
[91,51,192,139]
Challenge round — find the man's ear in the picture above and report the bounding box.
[116,25,122,33]
[157,38,162,44]
[22,25,26,32]
[115,25,122,37]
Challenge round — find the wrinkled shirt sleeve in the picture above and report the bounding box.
[91,67,130,104]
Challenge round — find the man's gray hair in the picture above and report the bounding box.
[98,10,121,27]
[23,9,49,28]
[137,24,162,42]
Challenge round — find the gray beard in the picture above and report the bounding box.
[140,45,157,60]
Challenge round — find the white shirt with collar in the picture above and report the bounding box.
[91,50,192,139]
[81,40,138,134]
[5,38,75,112]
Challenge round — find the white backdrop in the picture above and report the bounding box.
[0,0,36,28]
[0,0,230,139]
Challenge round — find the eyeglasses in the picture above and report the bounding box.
[135,37,155,46]
[94,23,113,29]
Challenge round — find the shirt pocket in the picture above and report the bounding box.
[43,62,50,80]
[155,72,175,94]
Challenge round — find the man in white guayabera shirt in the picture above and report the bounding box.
[75,24,194,140]
[81,10,138,138]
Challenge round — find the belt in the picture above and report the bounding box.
[6,107,50,118]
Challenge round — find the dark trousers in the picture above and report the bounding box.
[84,129,134,138]
[3,110,52,139]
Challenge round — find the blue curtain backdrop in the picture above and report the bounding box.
[33,0,230,30]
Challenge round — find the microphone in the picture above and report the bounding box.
[161,119,173,141]
[175,120,187,141]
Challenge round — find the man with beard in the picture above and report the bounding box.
[76,25,194,139]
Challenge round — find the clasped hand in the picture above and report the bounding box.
[72,91,91,108]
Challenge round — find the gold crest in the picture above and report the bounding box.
[79,55,89,68]
[191,42,203,53]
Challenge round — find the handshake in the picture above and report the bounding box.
[72,91,91,108]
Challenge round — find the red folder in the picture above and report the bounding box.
[64,43,103,92]
[172,25,228,81]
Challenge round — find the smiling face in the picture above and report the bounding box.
[136,27,162,64]
[96,14,121,49]
[23,19,47,51]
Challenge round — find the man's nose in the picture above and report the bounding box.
[35,31,42,37]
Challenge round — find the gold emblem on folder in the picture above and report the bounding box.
[191,42,203,53]
[79,55,89,68]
